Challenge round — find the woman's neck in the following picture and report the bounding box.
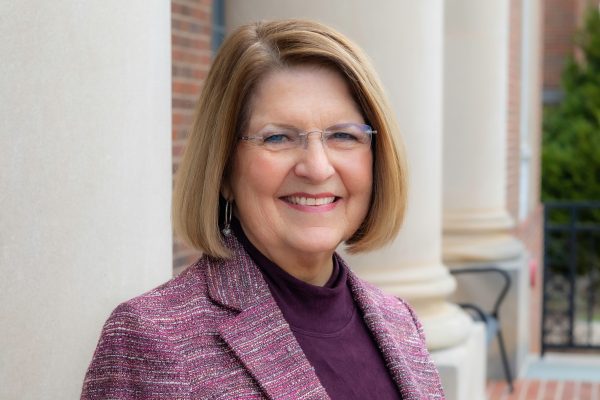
[264,251,334,286]
[234,219,335,286]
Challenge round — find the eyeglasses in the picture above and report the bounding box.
[239,123,376,152]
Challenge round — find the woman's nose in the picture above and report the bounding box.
[294,135,335,182]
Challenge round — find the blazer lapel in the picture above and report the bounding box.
[206,235,329,400]
[343,257,426,400]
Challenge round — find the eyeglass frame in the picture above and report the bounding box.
[238,122,377,151]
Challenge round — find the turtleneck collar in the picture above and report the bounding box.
[232,217,355,334]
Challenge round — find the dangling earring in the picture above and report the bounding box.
[222,200,233,236]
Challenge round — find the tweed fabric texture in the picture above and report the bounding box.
[81,235,445,399]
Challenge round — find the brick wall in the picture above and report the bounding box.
[508,0,546,353]
[516,204,545,353]
[543,0,596,100]
[543,0,578,93]
[507,0,523,222]
[171,0,212,274]
[507,0,544,262]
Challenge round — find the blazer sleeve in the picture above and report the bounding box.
[81,302,191,400]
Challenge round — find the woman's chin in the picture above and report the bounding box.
[288,230,345,256]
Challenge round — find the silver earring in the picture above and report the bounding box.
[222,200,233,236]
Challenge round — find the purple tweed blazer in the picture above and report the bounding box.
[81,235,445,399]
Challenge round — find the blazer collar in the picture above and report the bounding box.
[205,234,269,312]
[343,257,427,400]
[205,235,426,400]
[206,234,330,399]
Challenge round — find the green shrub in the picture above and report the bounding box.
[542,7,600,202]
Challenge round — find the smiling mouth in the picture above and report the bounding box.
[282,196,338,206]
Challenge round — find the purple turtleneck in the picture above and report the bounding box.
[233,219,401,400]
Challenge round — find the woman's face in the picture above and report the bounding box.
[224,65,373,267]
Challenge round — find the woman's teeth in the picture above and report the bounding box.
[286,196,336,206]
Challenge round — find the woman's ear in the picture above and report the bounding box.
[221,155,235,201]
[220,180,232,201]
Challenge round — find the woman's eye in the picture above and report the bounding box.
[329,131,359,141]
[263,133,290,144]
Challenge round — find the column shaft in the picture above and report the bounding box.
[443,0,523,263]
[442,0,533,381]
[0,2,172,398]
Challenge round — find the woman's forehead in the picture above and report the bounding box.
[245,65,363,130]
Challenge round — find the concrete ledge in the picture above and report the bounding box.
[430,322,486,400]
[524,353,600,382]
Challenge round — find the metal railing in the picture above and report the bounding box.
[541,201,600,354]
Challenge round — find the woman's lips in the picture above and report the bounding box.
[285,195,336,206]
[280,193,339,212]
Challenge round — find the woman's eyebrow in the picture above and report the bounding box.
[260,121,360,131]
[258,123,301,131]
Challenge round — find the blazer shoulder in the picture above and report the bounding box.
[355,274,410,311]
[81,270,204,400]
[119,258,209,322]
[81,258,224,399]
[355,275,428,344]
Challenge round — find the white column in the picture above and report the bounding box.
[442,0,531,380]
[443,0,523,263]
[0,2,172,399]
[226,0,472,351]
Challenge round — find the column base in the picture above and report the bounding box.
[354,263,473,350]
[430,322,487,400]
[443,208,515,231]
[418,301,474,350]
[443,208,524,261]
[443,233,524,262]
[355,263,456,301]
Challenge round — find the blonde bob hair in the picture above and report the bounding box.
[173,19,407,259]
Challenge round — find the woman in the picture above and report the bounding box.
[82,19,444,399]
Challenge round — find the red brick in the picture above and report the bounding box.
[172,34,210,50]
[506,0,522,221]
[172,112,193,127]
[172,97,197,110]
[172,48,211,64]
[505,380,526,400]
[172,17,209,35]
[489,380,511,399]
[542,380,559,400]
[173,80,202,96]
[525,380,540,400]
[543,0,582,90]
[171,0,213,272]
[562,381,576,399]
[580,382,593,399]
[172,142,186,158]
[171,2,210,21]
